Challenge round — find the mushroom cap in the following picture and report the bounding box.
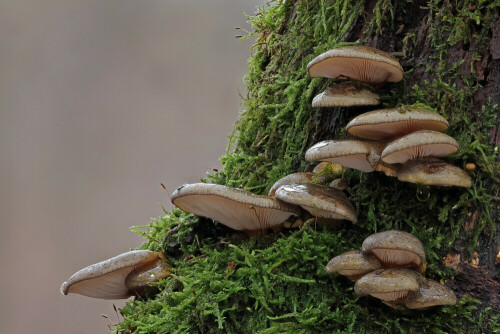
[312,82,380,107]
[275,183,357,223]
[397,157,472,187]
[60,250,165,299]
[268,172,315,196]
[346,107,449,140]
[171,183,301,231]
[329,178,348,191]
[307,46,404,85]
[362,230,425,269]
[354,268,421,301]
[326,250,381,280]
[125,258,172,291]
[381,130,459,164]
[305,140,375,172]
[405,278,457,309]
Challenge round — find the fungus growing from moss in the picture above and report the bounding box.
[305,140,376,172]
[312,82,380,107]
[274,183,357,223]
[171,183,300,232]
[60,250,170,299]
[354,268,421,301]
[326,250,382,281]
[268,172,315,196]
[362,230,426,272]
[346,107,449,140]
[307,45,404,85]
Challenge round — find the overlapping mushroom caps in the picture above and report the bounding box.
[326,230,457,309]
[312,82,380,108]
[60,250,171,299]
[398,157,472,187]
[171,183,300,232]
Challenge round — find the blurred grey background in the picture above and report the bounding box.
[0,1,264,333]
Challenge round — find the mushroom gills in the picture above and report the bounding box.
[370,248,422,267]
[370,290,410,301]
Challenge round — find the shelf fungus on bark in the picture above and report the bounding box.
[346,107,449,140]
[354,268,421,301]
[171,183,300,232]
[60,250,171,299]
[397,157,472,188]
[381,130,459,165]
[326,250,382,281]
[307,45,404,86]
[274,183,357,223]
[311,82,380,108]
[362,230,426,273]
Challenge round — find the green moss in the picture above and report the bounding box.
[116,0,499,332]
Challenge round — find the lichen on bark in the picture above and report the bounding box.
[115,0,500,333]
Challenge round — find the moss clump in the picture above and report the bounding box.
[116,0,499,332]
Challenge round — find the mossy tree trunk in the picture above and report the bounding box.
[116,1,499,333]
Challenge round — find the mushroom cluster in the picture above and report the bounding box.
[306,46,471,187]
[170,164,357,234]
[326,230,457,309]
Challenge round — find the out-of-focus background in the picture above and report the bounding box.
[0,1,264,333]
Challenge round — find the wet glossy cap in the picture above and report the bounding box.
[354,268,421,301]
[326,250,382,281]
[312,82,380,107]
[268,172,315,196]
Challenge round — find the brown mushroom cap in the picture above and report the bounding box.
[405,278,457,309]
[346,107,449,140]
[362,230,425,270]
[354,268,421,301]
[307,46,404,85]
[125,258,172,291]
[268,172,315,196]
[275,183,357,223]
[397,157,472,187]
[171,183,300,231]
[326,250,382,281]
[381,130,459,164]
[312,82,380,107]
[60,250,165,299]
[305,140,375,172]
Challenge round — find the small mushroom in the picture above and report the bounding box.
[171,183,300,232]
[397,157,472,188]
[268,172,315,196]
[305,140,375,172]
[60,250,170,299]
[346,107,449,140]
[312,82,380,107]
[362,230,426,272]
[381,130,458,164]
[307,46,404,85]
[354,268,421,301]
[404,278,457,309]
[274,183,357,223]
[329,178,348,191]
[326,250,382,281]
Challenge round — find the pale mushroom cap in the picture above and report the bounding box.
[275,183,357,223]
[329,178,348,191]
[60,250,165,299]
[397,157,472,187]
[268,172,315,196]
[381,130,459,164]
[354,268,421,301]
[362,230,425,268]
[405,278,457,309]
[326,250,381,280]
[305,140,374,172]
[171,183,300,231]
[307,46,404,85]
[312,82,380,107]
[346,107,449,140]
[125,258,172,291]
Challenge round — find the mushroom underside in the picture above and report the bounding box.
[369,248,422,267]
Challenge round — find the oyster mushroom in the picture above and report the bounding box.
[60,250,171,299]
[307,45,404,85]
[381,130,459,164]
[326,250,382,281]
[305,140,376,172]
[171,183,300,232]
[362,230,426,272]
[404,278,457,309]
[346,107,449,140]
[268,172,315,196]
[397,157,472,188]
[312,82,380,107]
[354,268,421,301]
[274,183,357,223]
